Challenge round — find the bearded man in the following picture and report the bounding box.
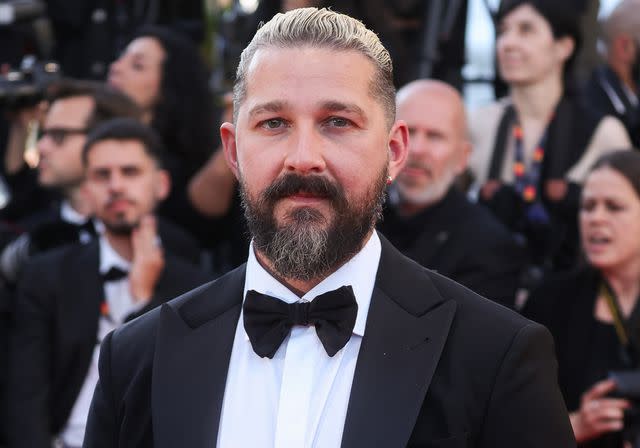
[378,79,528,308]
[83,8,575,448]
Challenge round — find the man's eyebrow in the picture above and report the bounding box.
[320,101,366,119]
[248,101,286,118]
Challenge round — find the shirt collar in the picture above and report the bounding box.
[243,231,382,337]
[59,200,89,225]
[98,235,131,275]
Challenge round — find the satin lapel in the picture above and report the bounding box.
[341,235,457,447]
[152,266,245,448]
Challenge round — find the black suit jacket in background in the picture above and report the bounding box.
[379,188,528,308]
[83,234,575,448]
[4,240,212,448]
[583,65,639,148]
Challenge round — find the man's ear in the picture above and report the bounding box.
[220,122,240,180]
[154,169,171,201]
[387,120,409,180]
[456,140,472,175]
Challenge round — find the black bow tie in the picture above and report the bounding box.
[101,266,128,282]
[243,285,358,359]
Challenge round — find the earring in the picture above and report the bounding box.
[386,176,393,185]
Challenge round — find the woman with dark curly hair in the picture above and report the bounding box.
[107,25,224,234]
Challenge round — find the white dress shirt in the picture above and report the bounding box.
[217,231,381,448]
[60,236,142,447]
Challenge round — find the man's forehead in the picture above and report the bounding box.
[240,46,379,115]
[88,140,149,163]
[47,96,93,124]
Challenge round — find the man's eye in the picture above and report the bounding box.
[327,117,350,127]
[580,200,595,212]
[261,119,285,129]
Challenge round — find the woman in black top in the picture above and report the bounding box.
[107,26,218,235]
[525,150,640,447]
[468,0,630,273]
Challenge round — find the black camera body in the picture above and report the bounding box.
[609,371,640,447]
[0,55,61,110]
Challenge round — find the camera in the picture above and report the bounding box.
[609,371,640,447]
[0,55,61,110]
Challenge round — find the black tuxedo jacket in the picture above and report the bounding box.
[583,65,639,147]
[83,235,575,447]
[379,188,528,308]
[4,240,212,448]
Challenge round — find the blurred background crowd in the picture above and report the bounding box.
[0,0,639,447]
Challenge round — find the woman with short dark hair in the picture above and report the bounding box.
[468,0,631,275]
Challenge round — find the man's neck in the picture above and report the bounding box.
[607,57,637,93]
[510,76,564,120]
[398,200,434,217]
[105,232,134,262]
[65,186,93,217]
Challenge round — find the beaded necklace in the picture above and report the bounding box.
[512,113,553,203]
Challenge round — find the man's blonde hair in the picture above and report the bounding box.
[233,7,396,127]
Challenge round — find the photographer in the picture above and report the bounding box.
[524,150,640,447]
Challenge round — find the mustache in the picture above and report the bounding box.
[262,174,342,204]
[403,161,431,173]
[105,194,135,207]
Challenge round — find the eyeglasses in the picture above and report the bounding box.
[39,127,89,146]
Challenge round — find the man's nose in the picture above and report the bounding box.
[109,57,123,76]
[409,134,429,156]
[108,172,125,192]
[284,126,327,175]
[36,134,53,156]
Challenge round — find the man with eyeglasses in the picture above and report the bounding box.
[0,80,144,446]
[0,80,143,286]
[4,118,211,448]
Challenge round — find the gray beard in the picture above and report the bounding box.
[262,207,332,281]
[240,169,388,282]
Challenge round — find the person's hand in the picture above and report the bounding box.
[545,179,568,201]
[129,215,164,303]
[480,180,502,201]
[570,379,631,443]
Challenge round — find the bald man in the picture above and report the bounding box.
[584,0,640,147]
[378,80,528,308]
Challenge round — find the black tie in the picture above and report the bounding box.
[102,266,128,282]
[243,285,358,359]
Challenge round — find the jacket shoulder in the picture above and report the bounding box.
[108,263,246,370]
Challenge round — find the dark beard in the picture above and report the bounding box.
[240,169,388,282]
[104,220,135,237]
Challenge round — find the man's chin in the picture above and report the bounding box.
[103,221,136,236]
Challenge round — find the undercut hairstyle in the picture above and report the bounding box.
[496,0,581,79]
[46,78,142,129]
[233,7,396,127]
[82,118,168,169]
[590,149,640,200]
[601,0,640,48]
